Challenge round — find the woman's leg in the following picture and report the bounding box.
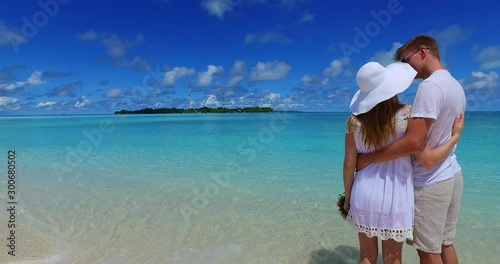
[359,233,378,264]
[381,239,403,264]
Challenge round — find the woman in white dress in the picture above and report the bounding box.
[343,62,464,264]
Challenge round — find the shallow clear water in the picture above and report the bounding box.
[0,112,498,263]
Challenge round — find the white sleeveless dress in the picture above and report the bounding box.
[346,105,414,242]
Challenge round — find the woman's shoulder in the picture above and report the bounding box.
[346,114,360,133]
[401,104,412,111]
[397,104,412,116]
[395,105,411,131]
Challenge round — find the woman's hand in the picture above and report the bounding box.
[452,113,464,137]
[343,196,350,212]
[415,144,432,159]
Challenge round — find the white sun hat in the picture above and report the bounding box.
[349,62,417,115]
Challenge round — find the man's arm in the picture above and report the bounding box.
[356,117,434,170]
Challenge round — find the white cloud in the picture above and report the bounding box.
[301,75,330,87]
[4,82,24,90]
[36,101,56,108]
[201,0,237,20]
[459,71,499,111]
[249,60,291,81]
[196,65,224,87]
[202,0,296,20]
[431,25,472,47]
[245,31,291,44]
[227,76,245,87]
[322,58,350,78]
[260,92,281,107]
[297,10,315,24]
[163,66,196,87]
[129,56,150,69]
[3,71,45,90]
[105,88,125,98]
[75,96,90,108]
[370,42,403,66]
[77,30,97,40]
[230,60,246,76]
[268,93,280,101]
[114,56,152,69]
[0,96,18,106]
[300,57,350,87]
[231,89,278,108]
[201,94,221,107]
[460,71,499,90]
[27,71,44,85]
[474,46,500,70]
[226,60,247,87]
[274,94,306,110]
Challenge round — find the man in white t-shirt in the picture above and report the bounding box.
[357,34,466,264]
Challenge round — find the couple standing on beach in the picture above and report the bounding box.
[343,34,466,264]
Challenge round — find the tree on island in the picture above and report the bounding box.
[114,106,278,114]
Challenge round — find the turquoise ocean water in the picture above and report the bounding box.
[0,112,498,263]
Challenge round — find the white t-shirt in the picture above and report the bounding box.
[411,69,466,187]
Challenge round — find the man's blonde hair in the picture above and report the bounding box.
[394,34,440,61]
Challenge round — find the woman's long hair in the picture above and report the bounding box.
[354,96,404,150]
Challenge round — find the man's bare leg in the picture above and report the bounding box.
[441,244,458,264]
[417,249,442,264]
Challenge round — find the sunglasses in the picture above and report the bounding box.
[401,47,429,63]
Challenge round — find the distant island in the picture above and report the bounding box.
[114,106,291,114]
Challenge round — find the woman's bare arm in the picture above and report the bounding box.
[415,113,464,169]
[343,132,357,212]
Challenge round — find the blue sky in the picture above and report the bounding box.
[0,0,499,114]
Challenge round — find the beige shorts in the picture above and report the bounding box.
[406,171,463,254]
